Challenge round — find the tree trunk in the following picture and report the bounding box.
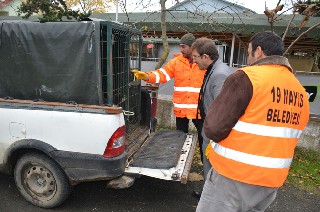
[155,0,170,70]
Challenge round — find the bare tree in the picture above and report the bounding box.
[284,1,320,54]
[155,0,170,69]
[114,0,319,67]
[263,0,320,54]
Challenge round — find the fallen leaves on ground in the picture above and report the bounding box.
[188,172,204,182]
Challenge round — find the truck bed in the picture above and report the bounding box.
[126,130,197,184]
[131,130,187,169]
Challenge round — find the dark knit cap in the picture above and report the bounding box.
[180,33,195,46]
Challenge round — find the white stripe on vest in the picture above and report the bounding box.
[212,142,292,169]
[173,103,198,109]
[233,121,302,138]
[174,87,201,93]
[159,68,171,82]
[154,72,160,83]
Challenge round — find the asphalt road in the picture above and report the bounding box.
[0,173,319,212]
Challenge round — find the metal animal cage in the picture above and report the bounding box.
[100,22,143,134]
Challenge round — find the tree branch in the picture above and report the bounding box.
[155,0,170,70]
[282,13,296,41]
[284,21,320,54]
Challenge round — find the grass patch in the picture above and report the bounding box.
[285,147,320,195]
[156,125,176,131]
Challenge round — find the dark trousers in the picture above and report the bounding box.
[176,117,204,163]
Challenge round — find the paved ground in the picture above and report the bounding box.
[266,184,320,212]
[0,170,319,212]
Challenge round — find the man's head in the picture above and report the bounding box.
[179,33,196,59]
[247,31,284,65]
[191,37,219,70]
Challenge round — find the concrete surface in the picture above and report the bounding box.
[0,172,319,211]
[299,118,320,150]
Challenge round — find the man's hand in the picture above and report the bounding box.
[131,70,149,80]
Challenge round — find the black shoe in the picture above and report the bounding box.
[192,190,201,201]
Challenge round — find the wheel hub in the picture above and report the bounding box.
[24,164,56,198]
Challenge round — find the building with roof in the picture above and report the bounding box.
[97,11,320,65]
[168,0,256,14]
[0,0,19,16]
[1,0,319,70]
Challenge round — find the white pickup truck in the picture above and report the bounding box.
[0,20,197,208]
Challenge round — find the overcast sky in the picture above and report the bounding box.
[111,0,292,14]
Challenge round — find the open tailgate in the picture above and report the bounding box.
[125,130,197,184]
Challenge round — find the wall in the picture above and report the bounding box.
[299,118,320,151]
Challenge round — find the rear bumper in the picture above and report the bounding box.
[50,150,127,185]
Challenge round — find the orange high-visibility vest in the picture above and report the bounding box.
[147,54,206,119]
[207,65,310,188]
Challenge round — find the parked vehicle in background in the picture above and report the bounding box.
[0,20,197,208]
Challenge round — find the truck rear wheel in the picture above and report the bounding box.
[14,152,72,208]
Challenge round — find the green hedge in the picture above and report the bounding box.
[0,11,9,16]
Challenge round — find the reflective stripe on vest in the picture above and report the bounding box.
[154,72,160,83]
[211,141,292,169]
[159,68,171,82]
[173,103,198,109]
[147,54,206,119]
[153,68,170,83]
[174,87,201,93]
[234,121,302,138]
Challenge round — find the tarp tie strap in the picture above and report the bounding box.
[123,110,135,116]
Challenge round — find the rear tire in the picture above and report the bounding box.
[14,152,72,208]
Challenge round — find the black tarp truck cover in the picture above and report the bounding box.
[0,20,102,105]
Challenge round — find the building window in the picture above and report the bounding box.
[142,43,158,61]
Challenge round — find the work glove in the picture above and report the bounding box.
[131,70,148,80]
[205,140,213,159]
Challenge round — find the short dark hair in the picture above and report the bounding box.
[250,31,284,56]
[191,37,219,61]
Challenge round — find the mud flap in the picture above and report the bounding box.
[125,130,197,184]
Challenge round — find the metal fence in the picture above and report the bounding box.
[100,21,143,134]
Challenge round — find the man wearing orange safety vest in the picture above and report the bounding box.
[132,33,206,162]
[196,31,310,211]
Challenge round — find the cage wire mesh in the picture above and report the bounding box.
[100,22,142,134]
